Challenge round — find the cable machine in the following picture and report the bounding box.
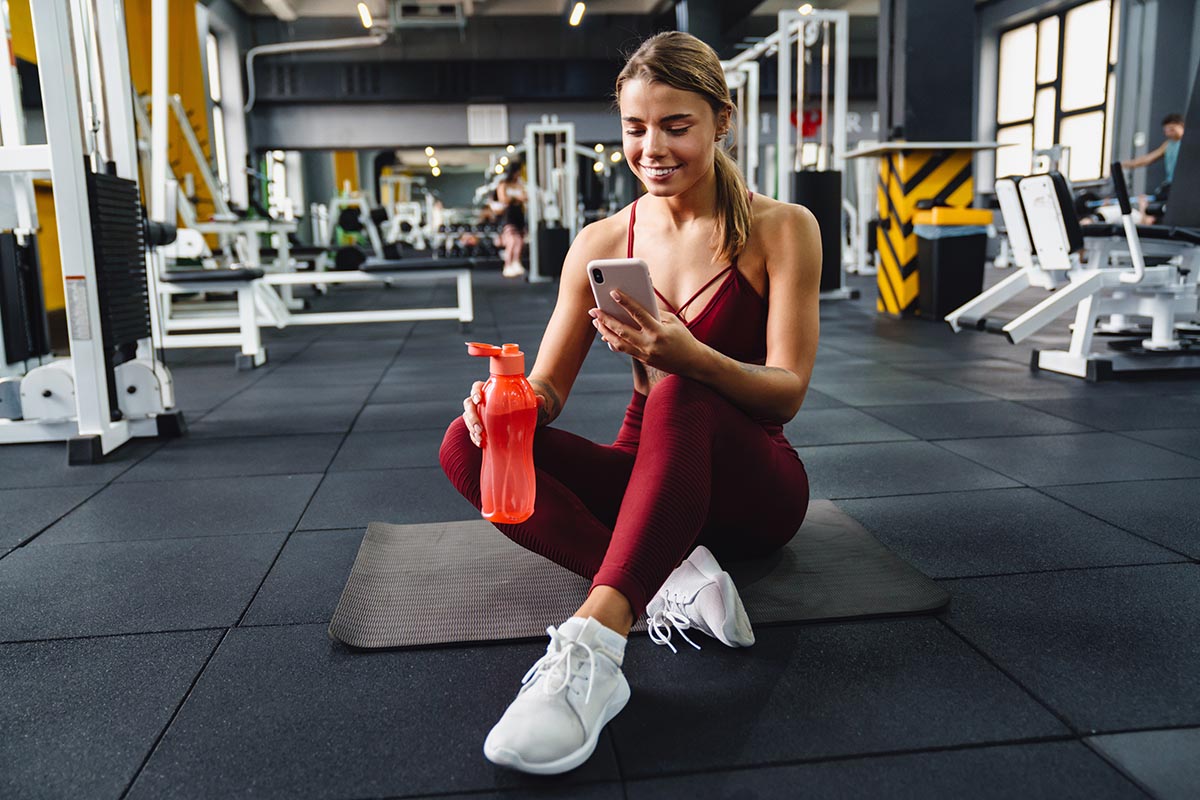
[0,0,182,461]
[725,8,856,300]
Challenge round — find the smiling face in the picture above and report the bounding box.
[619,78,729,198]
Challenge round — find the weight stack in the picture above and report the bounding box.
[86,170,150,421]
[792,170,843,293]
[0,232,50,365]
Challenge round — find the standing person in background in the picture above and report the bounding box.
[498,162,528,278]
[1121,113,1185,223]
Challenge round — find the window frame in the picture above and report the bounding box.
[994,0,1119,182]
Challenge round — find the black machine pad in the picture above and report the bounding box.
[327,500,950,649]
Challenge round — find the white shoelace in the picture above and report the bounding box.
[521,625,599,705]
[647,608,701,654]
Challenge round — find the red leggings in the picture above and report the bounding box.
[439,375,810,614]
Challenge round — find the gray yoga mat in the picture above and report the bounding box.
[327,500,950,649]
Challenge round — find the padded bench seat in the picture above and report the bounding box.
[260,246,328,258]
[1081,223,1200,245]
[162,268,265,282]
[358,256,476,273]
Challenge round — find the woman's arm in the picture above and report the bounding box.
[525,221,613,426]
[592,203,821,424]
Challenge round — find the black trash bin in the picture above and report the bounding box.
[914,207,992,320]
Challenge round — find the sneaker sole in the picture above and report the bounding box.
[483,676,631,775]
[691,547,755,647]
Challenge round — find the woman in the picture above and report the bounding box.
[440,31,820,775]
[497,163,528,277]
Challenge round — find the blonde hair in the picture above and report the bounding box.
[616,31,751,263]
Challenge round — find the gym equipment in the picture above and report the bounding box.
[723,9,855,300]
[327,501,949,649]
[0,0,182,460]
[946,166,1200,380]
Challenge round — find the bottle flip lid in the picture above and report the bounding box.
[466,342,525,375]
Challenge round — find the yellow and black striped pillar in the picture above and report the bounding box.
[876,148,974,316]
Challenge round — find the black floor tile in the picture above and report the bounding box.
[863,401,1095,440]
[808,357,913,384]
[168,364,266,413]
[815,377,994,407]
[298,468,476,530]
[329,429,446,471]
[1122,427,1200,459]
[216,382,376,409]
[251,365,387,386]
[367,379,478,405]
[405,784,623,800]
[795,441,1019,499]
[0,440,159,489]
[1042,479,1200,558]
[353,399,463,432]
[610,619,1065,776]
[784,407,916,446]
[117,435,342,482]
[1020,395,1200,431]
[0,631,221,800]
[1087,728,1200,800]
[188,402,362,437]
[0,484,100,553]
[942,564,1200,731]
[35,474,322,544]
[125,625,621,799]
[798,388,847,410]
[899,359,1149,401]
[624,741,1140,800]
[937,433,1200,486]
[0,534,284,641]
[241,530,360,626]
[837,488,1181,579]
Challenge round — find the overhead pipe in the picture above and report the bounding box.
[243,31,388,112]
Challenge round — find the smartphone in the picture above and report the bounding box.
[587,258,658,328]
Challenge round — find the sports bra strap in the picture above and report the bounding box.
[626,197,639,258]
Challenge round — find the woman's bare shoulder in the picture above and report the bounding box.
[750,194,819,237]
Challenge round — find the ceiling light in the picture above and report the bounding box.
[506,145,515,153]
[431,166,441,177]
[262,0,298,22]
[569,2,585,27]
[500,156,509,166]
[610,152,622,162]
[357,2,373,28]
[798,4,813,15]
[494,164,504,174]
[424,146,435,156]
[594,143,604,153]
[428,157,438,167]
[593,161,604,173]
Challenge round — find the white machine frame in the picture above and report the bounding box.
[524,116,579,283]
[0,0,178,456]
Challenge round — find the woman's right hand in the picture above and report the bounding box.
[462,380,487,448]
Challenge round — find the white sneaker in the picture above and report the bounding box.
[483,617,630,775]
[501,262,527,278]
[646,545,755,651]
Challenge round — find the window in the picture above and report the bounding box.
[266,150,304,221]
[206,32,230,199]
[995,0,1119,183]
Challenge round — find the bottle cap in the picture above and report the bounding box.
[466,342,525,375]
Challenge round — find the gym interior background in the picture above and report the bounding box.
[2,0,1200,797]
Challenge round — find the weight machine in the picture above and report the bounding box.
[723,9,856,299]
[0,0,182,461]
[523,116,580,283]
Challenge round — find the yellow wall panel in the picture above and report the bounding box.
[9,0,35,63]
[333,151,360,193]
[33,182,63,312]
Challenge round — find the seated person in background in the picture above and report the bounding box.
[440,31,819,776]
[1121,113,1185,223]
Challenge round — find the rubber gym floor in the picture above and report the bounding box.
[2,268,1199,799]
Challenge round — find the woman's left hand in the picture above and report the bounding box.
[589,290,704,377]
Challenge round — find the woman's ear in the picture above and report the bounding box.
[715,106,733,140]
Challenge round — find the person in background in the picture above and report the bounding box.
[497,162,528,278]
[1121,112,1185,223]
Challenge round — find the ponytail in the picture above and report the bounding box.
[712,146,751,264]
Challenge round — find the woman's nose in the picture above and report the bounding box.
[643,128,668,158]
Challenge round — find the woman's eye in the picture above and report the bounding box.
[625,130,644,137]
[668,127,691,136]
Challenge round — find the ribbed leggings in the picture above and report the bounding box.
[439,374,810,614]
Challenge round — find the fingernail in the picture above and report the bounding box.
[587,308,597,318]
[473,424,482,434]
[610,290,622,301]
[472,395,480,403]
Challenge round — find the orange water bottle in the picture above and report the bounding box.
[467,342,538,523]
